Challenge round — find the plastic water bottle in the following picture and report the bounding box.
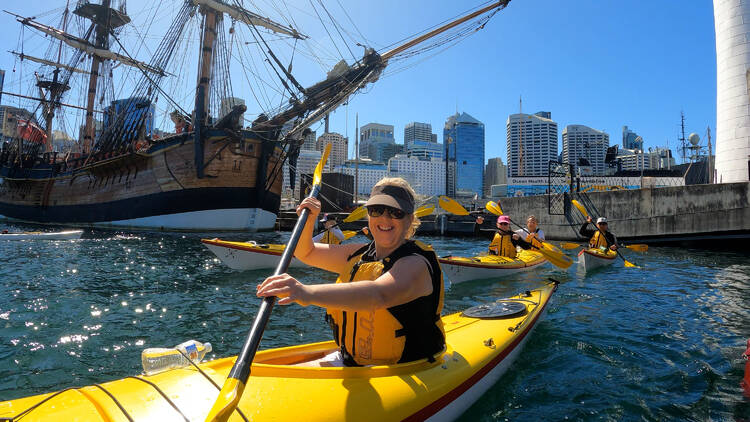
[141,340,212,375]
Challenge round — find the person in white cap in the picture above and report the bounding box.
[257,177,445,367]
[579,216,618,251]
[312,214,345,244]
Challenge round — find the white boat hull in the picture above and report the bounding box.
[0,230,83,240]
[203,239,305,271]
[577,248,617,272]
[440,260,543,284]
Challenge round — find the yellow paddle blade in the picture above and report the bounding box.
[312,143,331,186]
[484,201,502,216]
[206,377,244,422]
[623,259,638,268]
[536,242,573,269]
[343,205,367,222]
[415,205,435,218]
[625,244,648,252]
[438,196,469,215]
[342,230,357,240]
[571,199,588,217]
[560,242,581,250]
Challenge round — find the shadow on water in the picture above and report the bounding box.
[0,230,748,420]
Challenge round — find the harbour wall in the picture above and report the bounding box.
[278,182,750,244]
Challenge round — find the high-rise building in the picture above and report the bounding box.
[484,157,507,197]
[0,105,37,144]
[404,121,442,160]
[283,149,322,198]
[714,0,750,182]
[506,111,558,177]
[622,126,643,150]
[562,125,610,175]
[406,140,444,160]
[335,159,388,196]
[104,97,155,142]
[316,132,348,169]
[301,129,317,151]
[404,122,434,143]
[360,123,400,163]
[444,112,485,196]
[388,154,445,196]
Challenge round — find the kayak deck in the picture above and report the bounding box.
[439,250,547,283]
[0,282,558,422]
[201,238,306,271]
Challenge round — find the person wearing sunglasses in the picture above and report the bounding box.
[257,177,444,367]
[580,216,619,251]
[312,214,345,245]
[474,214,533,258]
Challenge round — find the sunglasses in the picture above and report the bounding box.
[367,205,406,220]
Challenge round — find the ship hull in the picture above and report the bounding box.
[0,131,284,231]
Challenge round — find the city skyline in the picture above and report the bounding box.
[0,0,717,171]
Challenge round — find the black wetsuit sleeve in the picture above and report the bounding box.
[512,236,533,250]
[473,223,496,240]
[579,223,595,238]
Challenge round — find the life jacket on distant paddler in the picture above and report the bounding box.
[320,230,342,245]
[325,240,445,366]
[488,232,517,258]
[589,231,610,249]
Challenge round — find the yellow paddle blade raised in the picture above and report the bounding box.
[536,242,573,269]
[484,201,502,216]
[625,244,648,252]
[342,230,357,240]
[438,196,469,215]
[343,205,367,222]
[313,143,331,186]
[560,242,581,250]
[415,205,435,218]
[571,199,588,217]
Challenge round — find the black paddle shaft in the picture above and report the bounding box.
[228,185,320,382]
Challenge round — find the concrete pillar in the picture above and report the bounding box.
[714,0,750,183]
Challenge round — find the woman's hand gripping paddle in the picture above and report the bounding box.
[484,201,573,269]
[571,199,638,268]
[206,144,332,422]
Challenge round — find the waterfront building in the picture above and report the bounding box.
[506,111,558,177]
[622,126,643,150]
[360,123,400,162]
[0,105,37,144]
[444,112,485,197]
[283,149,321,199]
[51,130,76,153]
[388,154,445,196]
[335,158,388,196]
[316,132,348,168]
[562,125,609,175]
[714,0,750,182]
[484,157,507,197]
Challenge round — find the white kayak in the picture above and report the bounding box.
[438,250,547,284]
[202,238,306,271]
[0,230,83,240]
[577,248,617,271]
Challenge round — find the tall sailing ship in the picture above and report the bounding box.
[0,0,509,231]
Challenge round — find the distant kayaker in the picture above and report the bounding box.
[514,215,545,248]
[580,216,619,251]
[474,215,532,258]
[312,214,345,245]
[257,177,445,367]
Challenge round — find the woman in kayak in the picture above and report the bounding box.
[580,216,619,251]
[514,215,544,248]
[257,177,444,367]
[312,214,346,244]
[474,214,532,258]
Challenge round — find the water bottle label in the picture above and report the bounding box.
[186,343,198,360]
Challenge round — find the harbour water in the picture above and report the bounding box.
[0,226,748,421]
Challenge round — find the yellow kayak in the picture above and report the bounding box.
[577,248,617,272]
[439,250,547,283]
[0,282,558,422]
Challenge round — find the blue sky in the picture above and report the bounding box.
[0,0,717,165]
